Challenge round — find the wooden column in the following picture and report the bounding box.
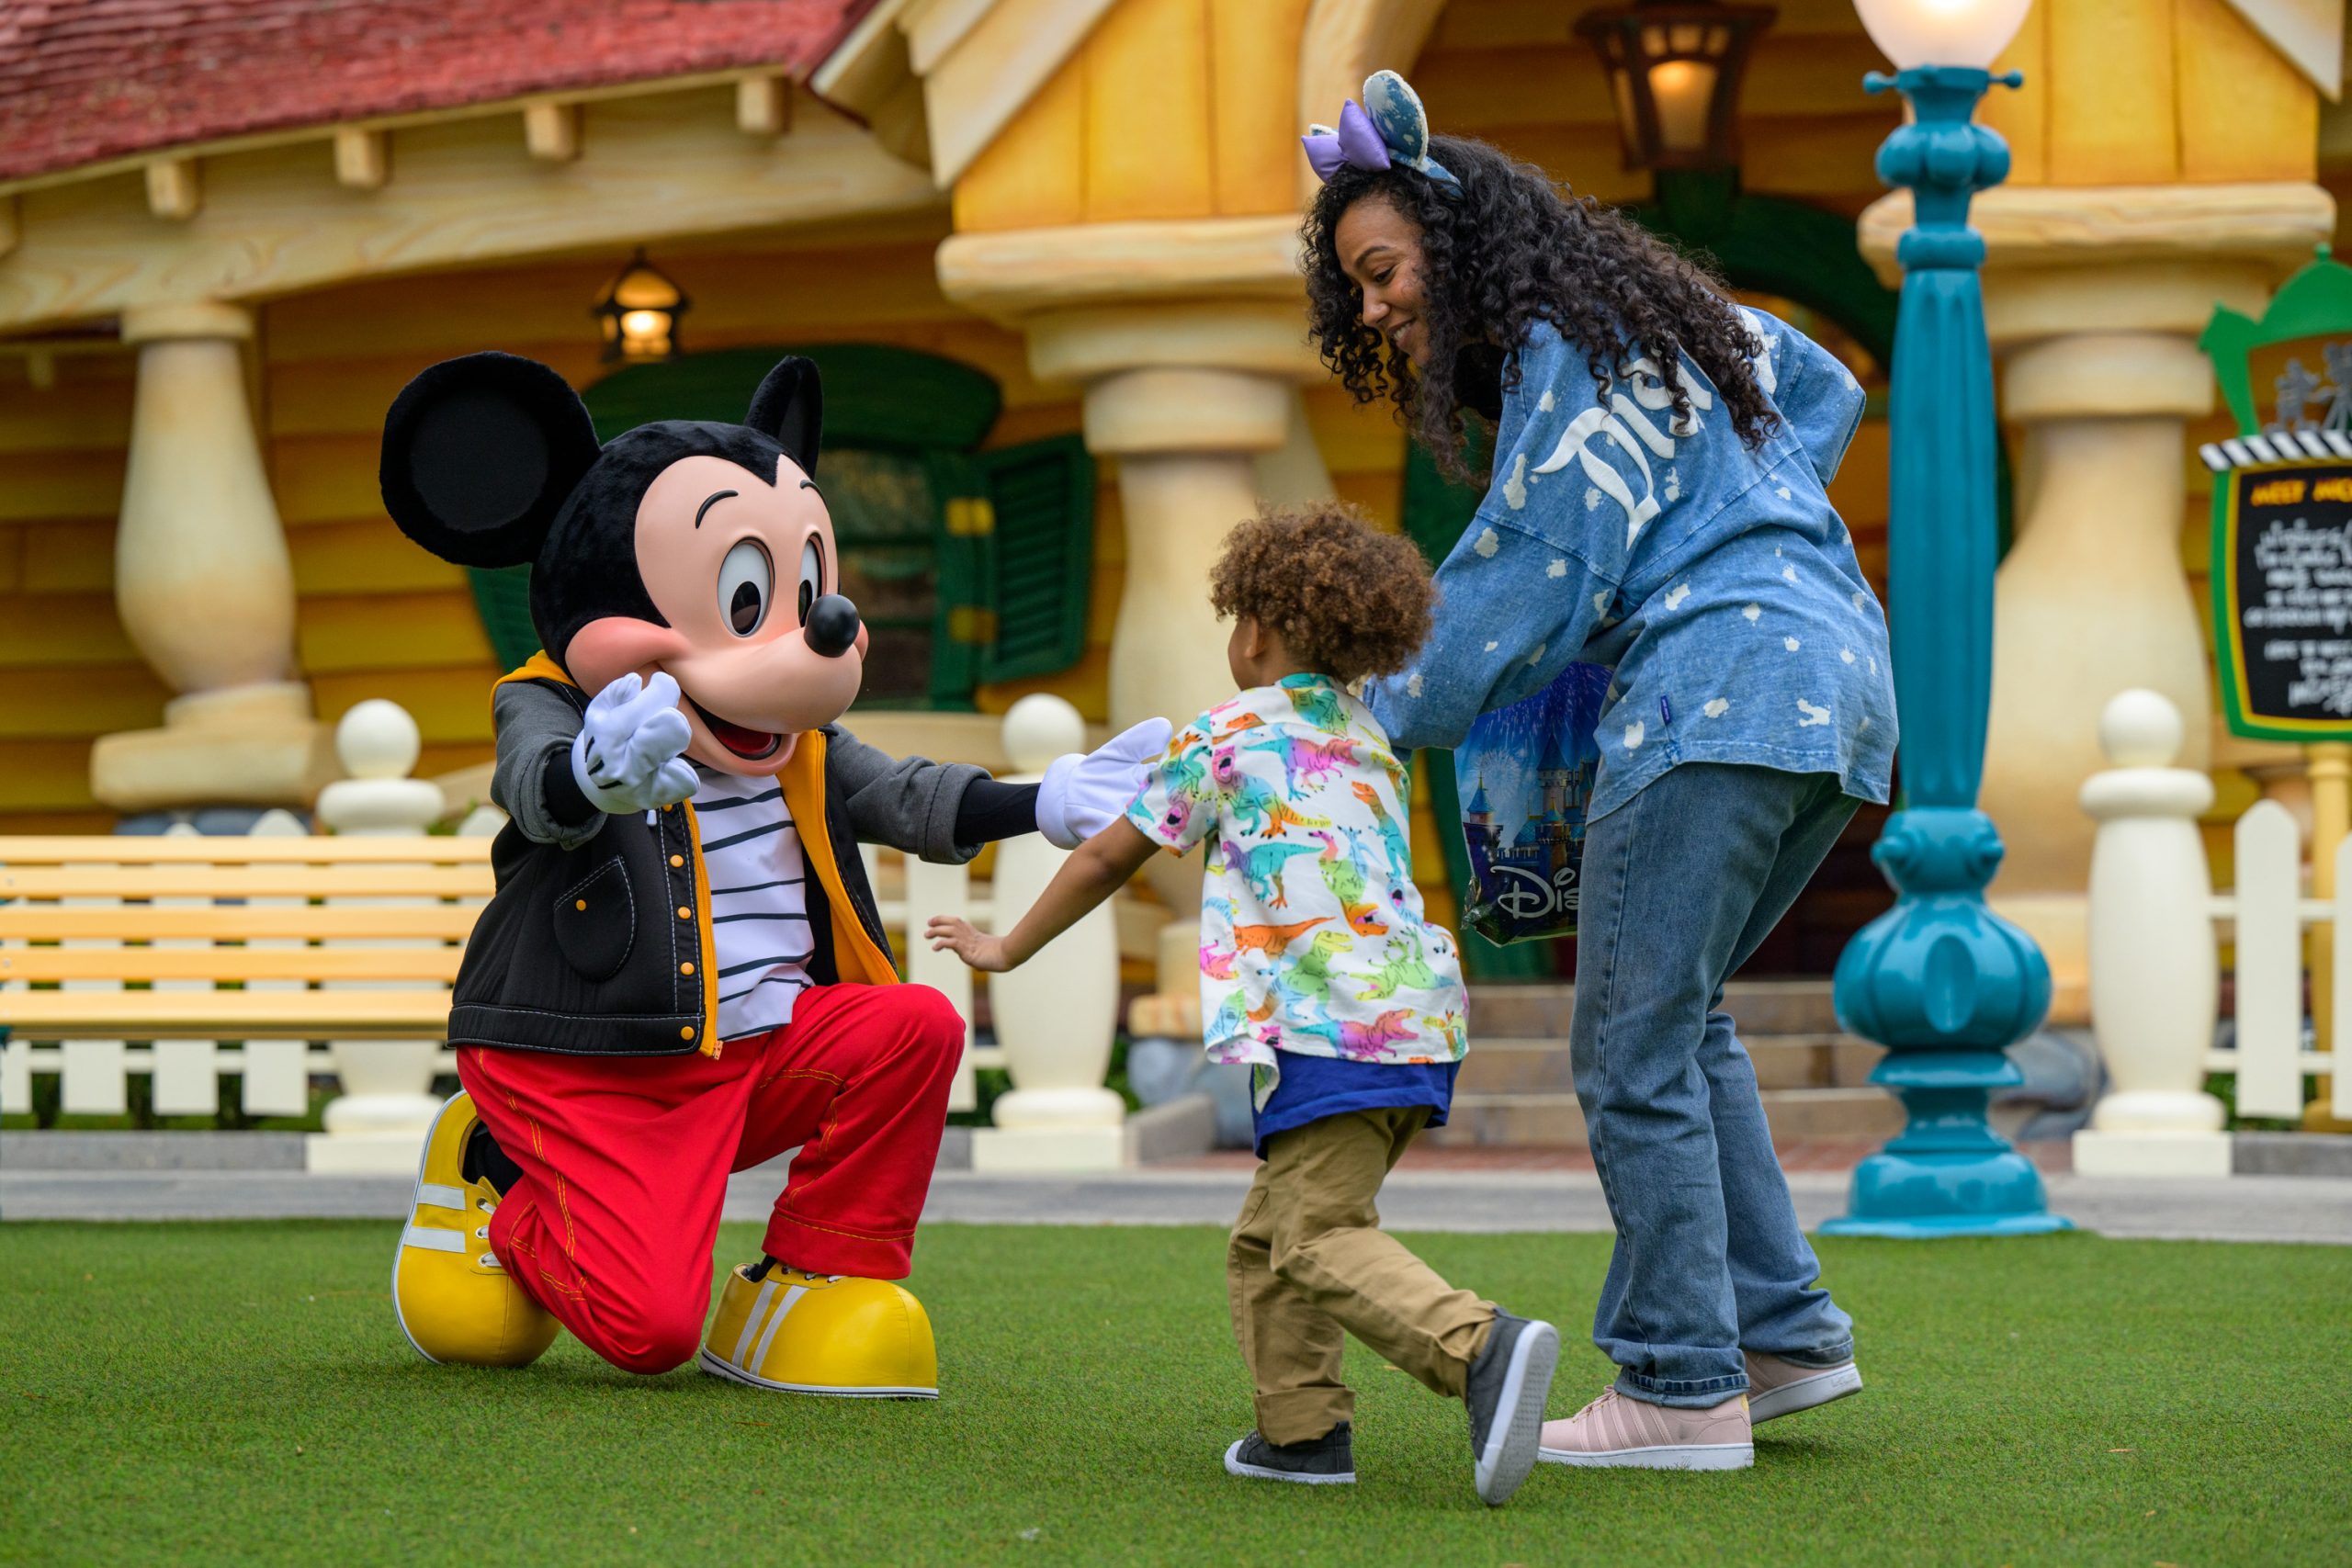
[91,301,330,811]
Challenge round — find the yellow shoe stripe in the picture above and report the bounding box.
[402,1226,464,1254]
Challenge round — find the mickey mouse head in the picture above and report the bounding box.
[380,352,867,775]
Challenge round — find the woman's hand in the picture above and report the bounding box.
[926,915,1012,973]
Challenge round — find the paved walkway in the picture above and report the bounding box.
[7,1165,2347,1244]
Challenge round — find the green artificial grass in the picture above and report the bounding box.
[2,1224,2347,1567]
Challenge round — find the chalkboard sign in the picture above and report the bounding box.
[2213,458,2352,742]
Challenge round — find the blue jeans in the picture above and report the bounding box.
[1571,763,1859,1408]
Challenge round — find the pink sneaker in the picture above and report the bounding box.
[1744,1351,1862,1424]
[1536,1387,1753,1471]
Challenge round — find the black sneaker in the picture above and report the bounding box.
[1222,1423,1356,1485]
[1464,1309,1560,1506]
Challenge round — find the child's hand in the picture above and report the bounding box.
[926,915,1013,973]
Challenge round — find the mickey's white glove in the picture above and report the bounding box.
[1036,716,1173,850]
[570,671,698,817]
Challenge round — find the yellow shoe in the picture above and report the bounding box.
[697,1262,938,1399]
[391,1091,559,1368]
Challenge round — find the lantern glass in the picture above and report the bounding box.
[593,249,690,364]
[1853,0,2030,70]
[1649,58,1720,153]
[1577,0,1775,173]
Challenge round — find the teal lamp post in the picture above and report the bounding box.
[1822,0,2069,1238]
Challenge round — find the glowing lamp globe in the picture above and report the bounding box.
[593,249,691,363]
[1853,0,2030,70]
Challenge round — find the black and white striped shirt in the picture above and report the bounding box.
[692,767,813,1040]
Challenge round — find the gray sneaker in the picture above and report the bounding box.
[1463,1309,1560,1506]
[1744,1350,1862,1424]
[1223,1423,1356,1485]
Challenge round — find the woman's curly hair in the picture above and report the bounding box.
[1301,133,1779,484]
[1209,502,1433,684]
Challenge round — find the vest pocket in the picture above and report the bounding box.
[553,856,636,981]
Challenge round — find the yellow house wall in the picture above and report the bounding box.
[954,0,1317,231]
[0,349,157,831]
[0,217,1107,830]
[1985,0,2318,186]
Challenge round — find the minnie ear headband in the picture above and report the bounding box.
[1302,70,1459,189]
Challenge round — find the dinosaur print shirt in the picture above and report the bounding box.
[1126,674,1468,1105]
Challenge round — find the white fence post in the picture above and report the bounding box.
[238,808,315,1118]
[148,822,217,1116]
[2075,689,2232,1176]
[309,700,447,1172]
[2232,800,2306,1119]
[970,694,1125,1172]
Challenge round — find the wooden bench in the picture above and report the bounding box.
[0,831,492,1118]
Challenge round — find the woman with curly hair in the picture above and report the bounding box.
[929,501,1562,1506]
[1301,73,1892,1472]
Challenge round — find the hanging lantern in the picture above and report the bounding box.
[593,248,690,363]
[1576,0,1777,173]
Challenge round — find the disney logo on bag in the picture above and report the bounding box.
[1491,863,1579,920]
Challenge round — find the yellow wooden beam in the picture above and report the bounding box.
[0,96,938,333]
[144,157,200,220]
[0,864,492,898]
[0,988,458,1039]
[0,903,480,940]
[2,947,465,983]
[333,127,390,189]
[0,833,490,862]
[736,74,793,137]
[523,100,582,162]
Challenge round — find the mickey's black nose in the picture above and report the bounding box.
[803,593,861,659]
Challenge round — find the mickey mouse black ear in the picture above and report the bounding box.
[745,356,822,479]
[379,353,602,568]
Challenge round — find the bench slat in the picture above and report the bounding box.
[0,836,494,864]
[0,947,466,982]
[0,907,483,941]
[4,989,455,1039]
[0,866,494,898]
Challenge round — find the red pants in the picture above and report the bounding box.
[458,982,963,1375]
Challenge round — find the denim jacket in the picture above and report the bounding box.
[1369,309,1897,821]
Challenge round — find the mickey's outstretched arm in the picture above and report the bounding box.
[829,718,1170,863]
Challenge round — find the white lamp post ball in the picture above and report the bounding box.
[1852,0,2031,69]
[2098,688,2187,770]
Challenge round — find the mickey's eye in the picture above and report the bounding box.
[718,539,772,637]
[797,536,824,626]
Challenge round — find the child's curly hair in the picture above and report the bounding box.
[1208,502,1435,684]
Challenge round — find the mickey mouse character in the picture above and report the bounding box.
[380,352,1164,1394]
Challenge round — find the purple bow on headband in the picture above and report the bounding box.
[1303,73,1461,189]
[1302,99,1390,182]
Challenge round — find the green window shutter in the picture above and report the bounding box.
[468,565,539,671]
[958,434,1095,684]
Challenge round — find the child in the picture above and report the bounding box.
[928,502,1559,1507]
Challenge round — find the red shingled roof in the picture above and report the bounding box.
[0,0,881,183]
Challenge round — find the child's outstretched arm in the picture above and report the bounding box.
[926,818,1158,973]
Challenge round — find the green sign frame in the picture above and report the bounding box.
[2201,246,2352,744]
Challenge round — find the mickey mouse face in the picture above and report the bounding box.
[380,352,867,776]
[565,450,867,774]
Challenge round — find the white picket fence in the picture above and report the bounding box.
[2081,690,2346,1168]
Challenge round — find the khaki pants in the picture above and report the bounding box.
[1226,1107,1496,1444]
